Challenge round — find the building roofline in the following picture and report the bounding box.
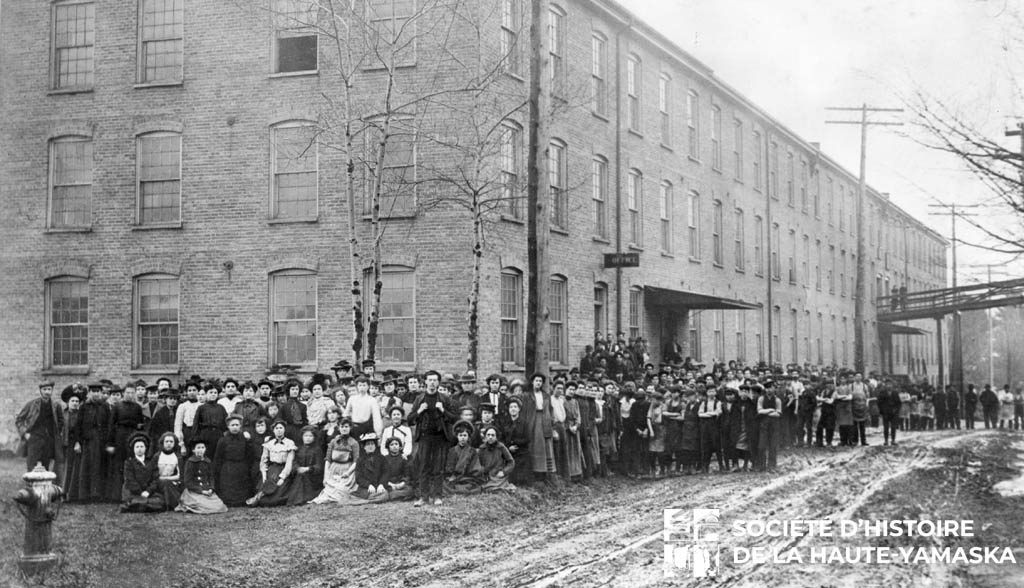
[589,0,945,246]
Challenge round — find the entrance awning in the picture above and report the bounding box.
[878,322,929,336]
[643,286,760,310]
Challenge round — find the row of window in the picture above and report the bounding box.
[49,0,415,91]
[685,307,937,368]
[43,267,416,370]
[46,121,416,228]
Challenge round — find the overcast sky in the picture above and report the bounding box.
[618,0,1024,285]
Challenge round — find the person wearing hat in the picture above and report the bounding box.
[380,406,413,458]
[60,384,86,499]
[139,383,161,429]
[73,384,111,502]
[757,380,783,473]
[311,419,364,505]
[409,370,457,506]
[192,385,228,461]
[247,419,297,507]
[444,421,482,496]
[104,383,144,501]
[148,388,180,453]
[16,380,66,480]
[352,432,387,500]
[361,359,376,379]
[120,433,165,513]
[213,414,255,507]
[286,425,325,505]
[472,403,500,449]
[521,374,556,484]
[280,379,309,445]
[232,381,266,439]
[451,375,481,414]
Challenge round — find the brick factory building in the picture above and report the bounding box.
[0,0,947,446]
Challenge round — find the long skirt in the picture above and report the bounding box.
[63,449,83,502]
[530,419,556,474]
[509,448,532,486]
[443,475,482,495]
[287,471,324,506]
[480,473,516,492]
[120,489,164,513]
[157,479,182,510]
[256,463,293,507]
[369,485,414,503]
[581,424,601,470]
[177,489,228,514]
[217,459,253,507]
[310,461,366,505]
[552,423,569,479]
[564,430,584,477]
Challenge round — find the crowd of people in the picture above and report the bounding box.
[13,338,1024,514]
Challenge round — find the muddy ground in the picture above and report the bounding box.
[2,426,1023,588]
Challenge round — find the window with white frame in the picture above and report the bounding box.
[817,312,823,364]
[711,105,722,170]
[500,268,522,364]
[733,119,743,181]
[627,55,641,132]
[814,171,821,217]
[756,304,764,361]
[829,245,836,293]
[660,181,672,253]
[772,305,781,363]
[786,150,794,206]
[138,0,183,83]
[500,122,522,219]
[753,215,764,276]
[49,136,92,228]
[787,229,796,284]
[367,266,415,363]
[628,168,642,245]
[752,129,762,190]
[713,309,725,361]
[366,0,416,68]
[501,0,521,75]
[687,190,700,259]
[594,283,608,336]
[137,132,181,225]
[593,156,608,239]
[659,73,671,145]
[827,176,834,226]
[273,0,318,73]
[771,222,780,280]
[790,308,798,363]
[134,274,179,368]
[839,184,846,231]
[550,139,568,230]
[688,311,702,361]
[769,141,779,199]
[548,5,565,93]
[628,287,642,340]
[712,200,723,265]
[273,123,318,220]
[802,234,810,285]
[591,33,607,116]
[271,270,317,366]
[549,275,568,364]
[800,159,808,212]
[46,277,89,368]
[51,1,95,90]
[816,240,822,290]
[734,309,746,362]
[365,118,417,217]
[686,90,700,159]
[840,250,847,296]
[734,208,745,271]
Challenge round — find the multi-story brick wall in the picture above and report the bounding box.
[0,0,947,448]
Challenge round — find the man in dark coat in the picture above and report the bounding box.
[148,389,179,451]
[964,384,978,429]
[932,386,947,431]
[409,370,457,506]
[980,384,999,429]
[875,379,902,446]
[945,385,961,430]
[75,384,111,501]
[16,380,66,480]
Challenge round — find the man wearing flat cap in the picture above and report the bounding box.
[16,380,66,480]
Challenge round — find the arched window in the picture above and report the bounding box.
[136,130,182,225]
[500,268,523,365]
[365,265,416,364]
[46,276,89,368]
[549,138,568,229]
[628,287,643,340]
[627,54,642,131]
[593,282,608,337]
[659,181,672,253]
[270,269,318,366]
[49,135,93,228]
[271,121,318,220]
[134,273,180,368]
[549,275,568,364]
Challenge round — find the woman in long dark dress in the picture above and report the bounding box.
[246,420,296,507]
[120,434,164,513]
[679,389,702,474]
[287,425,324,505]
[504,397,531,486]
[214,415,254,507]
[662,387,685,475]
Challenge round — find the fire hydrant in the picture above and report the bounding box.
[13,463,63,575]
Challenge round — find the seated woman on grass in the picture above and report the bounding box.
[310,419,364,505]
[477,425,516,492]
[247,419,296,507]
[286,425,324,505]
[154,432,183,510]
[371,436,413,503]
[352,433,387,500]
[444,421,482,495]
[121,433,165,513]
[177,439,228,514]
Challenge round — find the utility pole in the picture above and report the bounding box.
[524,0,551,378]
[825,104,902,374]
[765,129,774,367]
[988,265,994,386]
[1005,122,1024,189]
